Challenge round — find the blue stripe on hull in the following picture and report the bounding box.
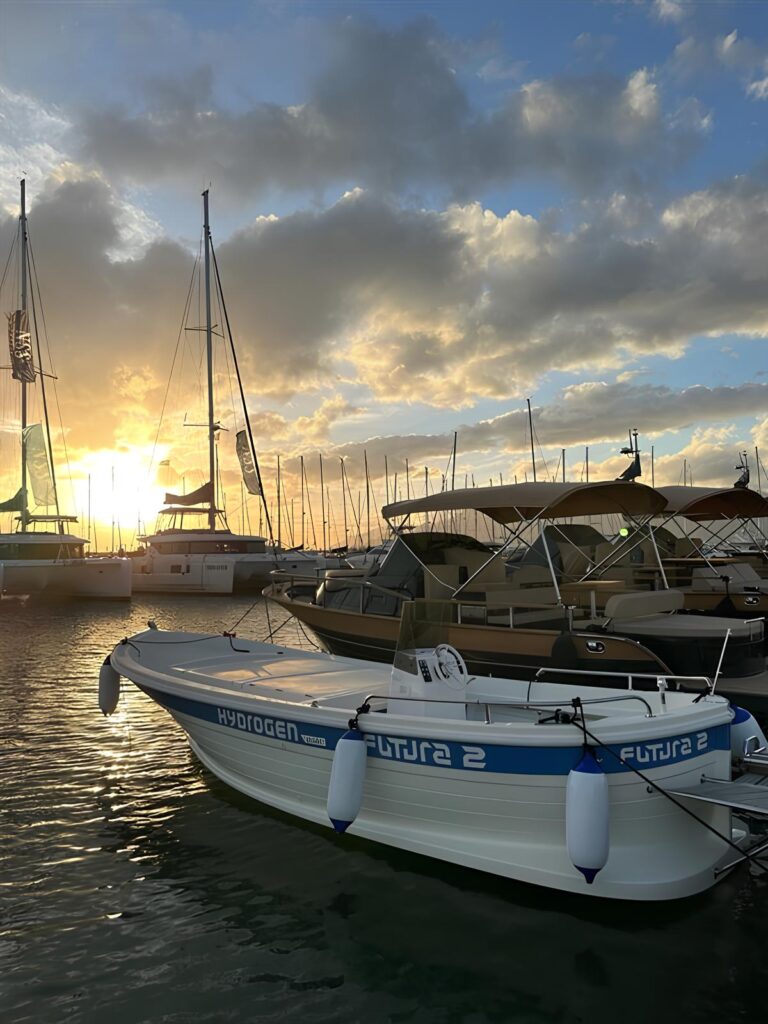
[139,684,730,777]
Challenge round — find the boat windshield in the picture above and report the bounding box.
[393,600,456,676]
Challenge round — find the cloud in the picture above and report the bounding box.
[73,18,708,198]
[747,77,768,101]
[653,0,686,23]
[669,28,768,100]
[5,172,768,433]
[286,379,768,487]
[4,170,768,513]
[0,84,70,212]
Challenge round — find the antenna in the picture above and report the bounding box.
[616,428,641,482]
[734,450,750,489]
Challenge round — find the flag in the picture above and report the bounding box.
[236,430,261,496]
[8,310,35,383]
[24,423,56,506]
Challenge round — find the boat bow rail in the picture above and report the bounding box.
[534,664,714,696]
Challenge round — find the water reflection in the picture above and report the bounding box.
[2,595,768,1023]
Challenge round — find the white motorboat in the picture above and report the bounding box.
[103,600,768,900]
[0,179,131,599]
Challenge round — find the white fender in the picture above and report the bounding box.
[327,728,367,833]
[566,748,610,884]
[730,705,768,759]
[98,655,121,716]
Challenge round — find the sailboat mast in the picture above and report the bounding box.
[20,180,28,531]
[526,398,536,483]
[202,189,216,532]
[276,454,281,549]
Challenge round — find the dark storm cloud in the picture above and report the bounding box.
[75,18,708,198]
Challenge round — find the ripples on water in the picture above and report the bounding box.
[2,594,768,1023]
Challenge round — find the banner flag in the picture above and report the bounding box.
[236,430,262,496]
[23,423,56,506]
[8,310,35,383]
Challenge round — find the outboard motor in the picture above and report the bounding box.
[730,705,768,760]
[389,644,469,720]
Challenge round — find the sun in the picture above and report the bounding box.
[66,446,170,550]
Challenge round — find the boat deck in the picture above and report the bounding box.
[181,653,388,705]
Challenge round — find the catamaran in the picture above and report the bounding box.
[130,191,321,594]
[0,180,131,599]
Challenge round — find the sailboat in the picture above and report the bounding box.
[0,180,132,599]
[130,191,321,594]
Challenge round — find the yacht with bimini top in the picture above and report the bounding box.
[264,479,768,713]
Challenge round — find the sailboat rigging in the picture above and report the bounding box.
[130,190,321,594]
[0,179,131,598]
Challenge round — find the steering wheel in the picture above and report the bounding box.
[434,644,469,690]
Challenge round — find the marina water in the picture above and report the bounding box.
[3,595,768,1023]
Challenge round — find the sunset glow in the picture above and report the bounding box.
[0,1,767,548]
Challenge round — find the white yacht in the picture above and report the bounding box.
[0,180,131,599]
[132,512,323,594]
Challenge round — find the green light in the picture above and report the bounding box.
[619,527,629,537]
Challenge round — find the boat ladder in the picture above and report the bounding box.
[668,732,768,809]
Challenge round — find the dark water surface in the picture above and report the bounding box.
[2,595,768,1023]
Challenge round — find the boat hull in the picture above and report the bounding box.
[110,634,737,902]
[131,555,236,594]
[131,553,322,594]
[1,557,132,598]
[145,685,734,900]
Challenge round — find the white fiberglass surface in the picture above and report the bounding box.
[177,653,389,699]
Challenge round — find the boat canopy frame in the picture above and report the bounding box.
[652,486,768,582]
[383,480,669,602]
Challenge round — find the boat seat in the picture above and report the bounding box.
[441,549,506,585]
[603,589,684,620]
[558,545,592,581]
[690,567,726,591]
[728,563,765,584]
[674,536,703,558]
[508,565,552,589]
[691,563,768,593]
[322,568,365,592]
[424,564,461,600]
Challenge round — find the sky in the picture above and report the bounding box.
[1,0,767,547]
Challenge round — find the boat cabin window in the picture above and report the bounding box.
[0,541,83,560]
[154,539,266,555]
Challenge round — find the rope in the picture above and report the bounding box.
[296,619,322,650]
[262,614,295,643]
[228,596,262,632]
